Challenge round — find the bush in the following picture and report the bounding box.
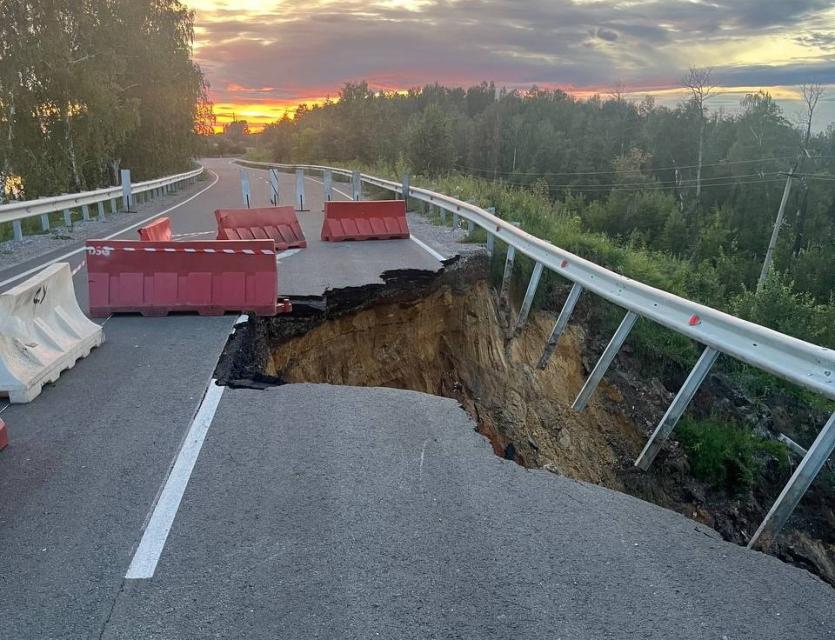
[676,418,789,494]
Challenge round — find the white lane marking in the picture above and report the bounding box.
[0,402,9,415]
[71,262,84,276]
[410,235,445,262]
[173,231,215,239]
[276,248,301,260]
[125,378,226,579]
[0,170,220,291]
[304,175,351,200]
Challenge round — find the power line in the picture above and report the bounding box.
[456,154,835,178]
[481,175,786,193]
[784,172,835,181]
[487,172,781,191]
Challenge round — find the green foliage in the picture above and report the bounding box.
[677,418,789,494]
[731,271,835,348]
[0,0,206,198]
[251,81,834,309]
[406,104,457,176]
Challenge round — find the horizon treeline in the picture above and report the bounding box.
[252,81,834,306]
[0,0,211,199]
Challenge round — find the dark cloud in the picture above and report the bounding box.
[596,28,619,42]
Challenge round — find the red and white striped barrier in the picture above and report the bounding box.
[86,245,275,256]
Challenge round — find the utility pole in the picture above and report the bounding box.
[757,167,794,292]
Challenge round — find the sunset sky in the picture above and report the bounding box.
[188,0,835,132]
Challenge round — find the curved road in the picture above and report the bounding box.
[0,159,832,639]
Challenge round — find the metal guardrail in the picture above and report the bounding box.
[0,166,204,237]
[239,159,835,551]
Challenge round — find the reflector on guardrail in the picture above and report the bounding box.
[0,263,104,403]
[138,217,173,242]
[215,206,307,250]
[85,239,283,317]
[321,200,409,241]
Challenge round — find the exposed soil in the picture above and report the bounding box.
[216,253,835,587]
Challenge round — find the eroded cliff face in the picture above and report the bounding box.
[267,282,643,487]
[216,261,835,587]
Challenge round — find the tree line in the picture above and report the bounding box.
[253,80,834,307]
[0,0,211,200]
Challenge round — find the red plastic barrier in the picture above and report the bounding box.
[85,239,281,317]
[138,217,173,242]
[215,206,307,250]
[321,200,410,241]
[0,418,7,451]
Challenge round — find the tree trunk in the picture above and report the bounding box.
[695,118,704,201]
[65,108,82,191]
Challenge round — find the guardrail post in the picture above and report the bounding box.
[748,412,835,550]
[110,198,118,215]
[81,204,90,221]
[635,346,720,470]
[268,168,280,206]
[514,262,544,335]
[485,207,495,255]
[97,201,106,221]
[351,171,362,201]
[12,220,23,241]
[537,283,583,369]
[452,210,460,229]
[439,206,447,225]
[120,169,132,212]
[295,169,307,211]
[499,244,516,302]
[40,214,50,232]
[572,310,639,411]
[402,174,410,206]
[240,169,252,208]
[323,169,333,202]
[63,208,72,227]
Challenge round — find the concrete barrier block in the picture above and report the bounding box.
[0,263,104,403]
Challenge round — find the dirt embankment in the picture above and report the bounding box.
[217,257,835,587]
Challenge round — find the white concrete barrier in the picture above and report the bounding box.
[0,263,103,403]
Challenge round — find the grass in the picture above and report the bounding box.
[676,418,790,494]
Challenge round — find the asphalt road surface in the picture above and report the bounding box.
[0,159,833,639]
